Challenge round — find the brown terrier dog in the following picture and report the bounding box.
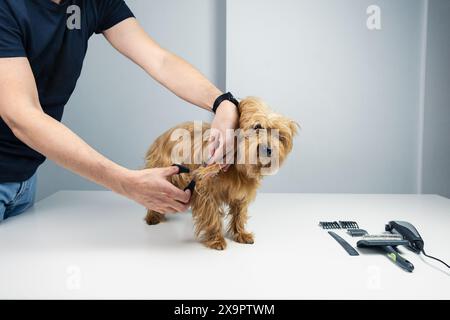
[144,97,298,250]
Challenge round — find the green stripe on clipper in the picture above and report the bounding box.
[387,253,397,262]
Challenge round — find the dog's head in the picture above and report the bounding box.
[233,97,298,178]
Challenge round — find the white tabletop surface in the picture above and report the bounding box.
[0,191,449,299]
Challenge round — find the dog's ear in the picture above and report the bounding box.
[238,97,270,130]
[289,120,300,136]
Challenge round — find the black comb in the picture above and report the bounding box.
[339,221,359,229]
[319,221,341,229]
[319,221,359,230]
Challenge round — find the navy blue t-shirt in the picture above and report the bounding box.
[0,0,134,182]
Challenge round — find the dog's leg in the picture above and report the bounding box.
[145,210,166,225]
[228,201,254,244]
[192,197,226,250]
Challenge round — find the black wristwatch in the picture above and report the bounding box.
[212,92,239,114]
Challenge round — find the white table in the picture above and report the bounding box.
[0,191,449,299]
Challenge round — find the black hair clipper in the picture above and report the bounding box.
[385,221,424,253]
[385,221,449,269]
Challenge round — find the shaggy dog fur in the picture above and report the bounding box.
[144,97,297,250]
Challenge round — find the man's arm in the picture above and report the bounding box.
[103,18,239,162]
[0,57,190,214]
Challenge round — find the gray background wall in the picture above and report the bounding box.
[422,0,450,199]
[37,0,450,200]
[227,0,425,194]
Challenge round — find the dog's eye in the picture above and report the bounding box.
[253,124,263,130]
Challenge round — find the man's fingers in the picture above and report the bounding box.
[209,127,221,141]
[184,189,191,202]
[159,188,191,212]
[208,127,223,158]
[208,139,225,165]
[169,197,189,212]
[155,199,189,214]
[150,197,176,215]
[160,166,180,177]
[208,130,235,165]
[162,182,191,203]
[167,200,190,213]
[208,135,220,159]
[153,206,166,214]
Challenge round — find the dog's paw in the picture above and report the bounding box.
[234,232,255,244]
[205,237,227,250]
[145,213,166,225]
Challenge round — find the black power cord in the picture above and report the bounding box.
[422,248,450,269]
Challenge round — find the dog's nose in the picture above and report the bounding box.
[264,146,272,156]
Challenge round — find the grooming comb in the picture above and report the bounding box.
[319,221,341,229]
[347,229,368,237]
[339,221,359,229]
[328,231,359,256]
[319,221,360,230]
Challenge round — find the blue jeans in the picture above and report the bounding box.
[0,173,37,222]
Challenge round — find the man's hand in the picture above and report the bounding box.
[208,101,240,170]
[120,166,191,214]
